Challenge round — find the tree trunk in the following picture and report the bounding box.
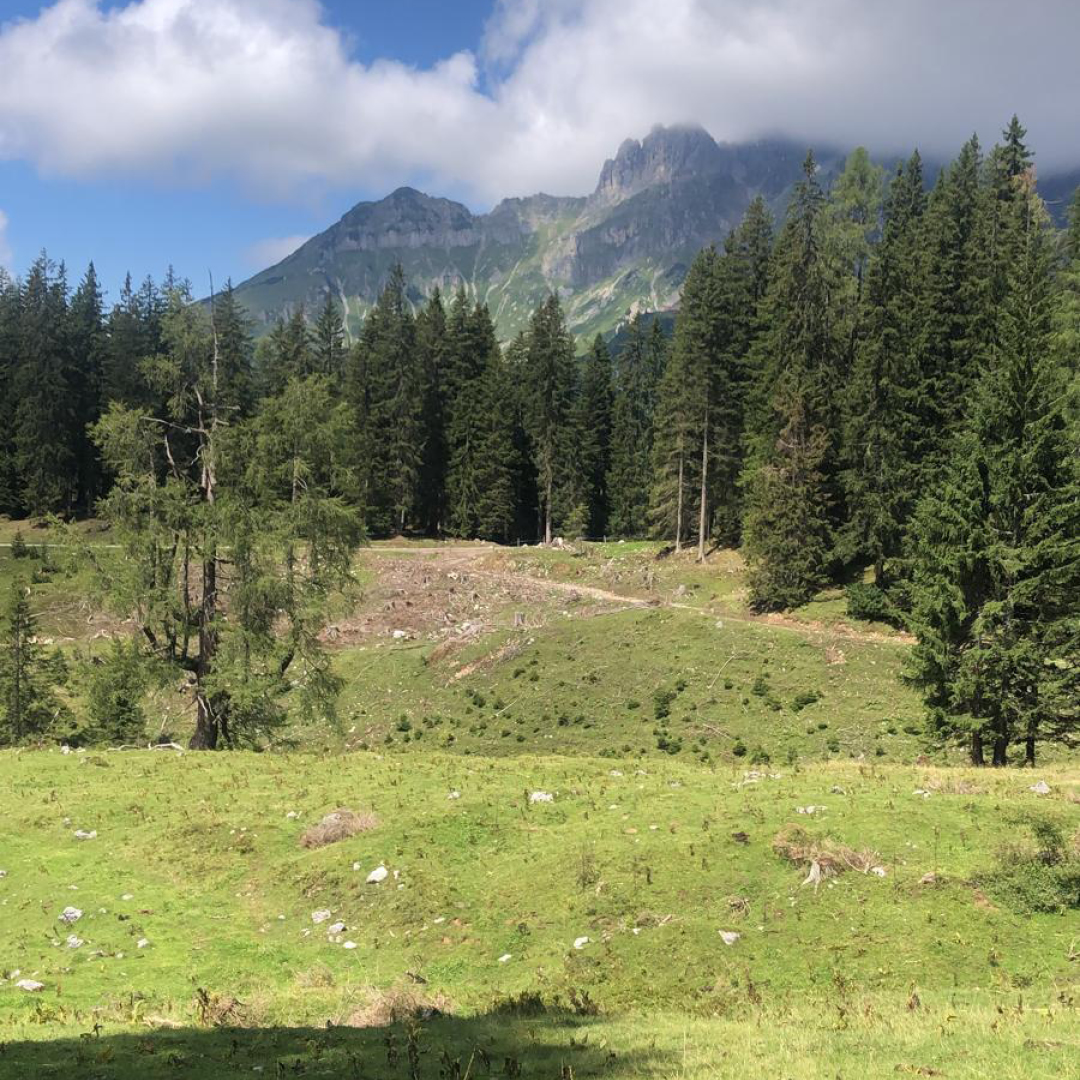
[675,451,684,553]
[188,555,219,750]
[992,736,1009,767]
[697,417,709,563]
[545,476,553,545]
[970,732,985,767]
[1024,734,1035,767]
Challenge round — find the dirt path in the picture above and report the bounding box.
[360,544,914,648]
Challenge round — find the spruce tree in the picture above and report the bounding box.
[908,183,1080,765]
[68,263,107,510]
[0,581,70,745]
[573,335,615,537]
[360,266,423,536]
[14,254,76,515]
[608,314,663,537]
[523,294,576,544]
[416,289,448,534]
[0,270,20,514]
[743,153,845,608]
[312,294,348,381]
[841,152,927,582]
[473,348,519,542]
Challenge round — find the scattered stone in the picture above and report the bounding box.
[573,936,589,950]
[352,862,362,871]
[0,869,6,878]
[120,893,133,901]
[366,865,389,884]
[795,806,824,815]
[830,786,846,795]
[65,934,83,949]
[447,790,461,800]
[343,941,357,950]
[137,938,149,949]
[1029,781,1051,795]
[391,629,408,640]
[913,789,931,798]
[718,931,741,946]
[286,811,299,819]
[58,906,82,924]
[609,770,623,777]
[869,866,887,877]
[311,910,332,924]
[327,921,346,935]
[529,791,554,804]
[498,953,512,963]
[61,745,72,755]
[16,979,44,992]
[919,872,938,885]
[73,829,97,840]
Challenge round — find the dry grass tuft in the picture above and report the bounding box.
[344,985,452,1028]
[299,808,378,849]
[772,824,881,889]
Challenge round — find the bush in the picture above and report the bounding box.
[845,583,897,625]
[653,688,676,721]
[791,690,821,712]
[85,640,147,745]
[978,816,1080,914]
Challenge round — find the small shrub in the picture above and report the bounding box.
[732,739,748,758]
[85,639,147,745]
[845,582,895,624]
[791,690,821,713]
[749,745,771,766]
[978,816,1080,914]
[653,688,676,721]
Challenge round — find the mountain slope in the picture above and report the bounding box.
[232,125,844,342]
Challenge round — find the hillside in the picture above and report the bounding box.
[231,126,844,342]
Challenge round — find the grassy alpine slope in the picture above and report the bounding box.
[0,534,1078,1078]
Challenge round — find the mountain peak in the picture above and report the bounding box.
[592,123,723,205]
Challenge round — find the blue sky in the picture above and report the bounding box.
[0,0,495,298]
[1,0,1078,305]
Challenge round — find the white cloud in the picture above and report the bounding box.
[0,210,11,270]
[244,234,311,269]
[0,0,1078,209]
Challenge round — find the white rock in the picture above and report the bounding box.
[718,930,741,946]
[343,941,357,950]
[529,791,554,804]
[631,928,642,935]
[447,790,461,800]
[60,745,72,755]
[58,906,82,924]
[1029,781,1051,795]
[65,934,83,949]
[498,953,512,963]
[352,862,362,871]
[795,806,824,815]
[278,914,286,920]
[286,811,299,819]
[311,909,332,924]
[327,921,346,935]
[913,789,931,798]
[16,979,44,992]
[120,893,133,901]
[137,938,149,949]
[869,866,887,877]
[609,770,623,777]
[573,936,589,950]
[366,865,389,884]
[0,869,7,878]
[391,629,408,639]
[73,829,97,840]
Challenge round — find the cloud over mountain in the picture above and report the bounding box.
[0,0,1077,207]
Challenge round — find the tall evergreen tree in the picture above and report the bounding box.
[312,294,348,381]
[608,314,664,537]
[841,152,927,581]
[743,153,846,608]
[523,294,576,544]
[573,335,615,538]
[14,254,77,515]
[360,266,423,535]
[415,289,448,534]
[68,262,107,509]
[909,183,1080,766]
[0,270,20,514]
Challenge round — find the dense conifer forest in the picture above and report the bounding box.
[0,118,1077,761]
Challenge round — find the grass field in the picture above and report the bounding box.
[1,752,1078,1078]
[0,526,1077,1078]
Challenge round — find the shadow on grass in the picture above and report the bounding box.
[0,1010,671,1079]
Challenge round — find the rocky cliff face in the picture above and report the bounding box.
[232,126,839,342]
